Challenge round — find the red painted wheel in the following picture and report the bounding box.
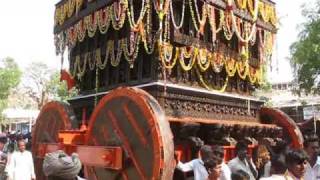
[85,87,174,180]
[32,101,75,180]
[260,107,304,149]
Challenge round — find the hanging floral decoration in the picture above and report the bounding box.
[54,0,275,92]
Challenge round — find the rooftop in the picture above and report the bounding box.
[2,108,39,119]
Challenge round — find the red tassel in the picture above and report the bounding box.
[60,69,76,90]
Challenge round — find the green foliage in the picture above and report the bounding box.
[260,81,272,92]
[47,71,78,102]
[24,62,77,109]
[300,99,308,106]
[258,96,273,107]
[290,1,320,94]
[0,57,22,118]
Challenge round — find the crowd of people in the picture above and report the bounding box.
[0,131,35,180]
[174,134,320,180]
[0,130,318,180]
[0,131,84,180]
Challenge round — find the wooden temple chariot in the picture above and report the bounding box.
[32,0,304,179]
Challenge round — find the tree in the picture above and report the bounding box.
[0,57,22,117]
[47,71,78,102]
[23,62,77,110]
[290,1,320,94]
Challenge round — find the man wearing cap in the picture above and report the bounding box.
[43,150,85,180]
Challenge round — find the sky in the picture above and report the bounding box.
[268,0,314,83]
[0,0,60,69]
[0,0,313,83]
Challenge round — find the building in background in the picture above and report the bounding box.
[260,81,320,123]
[1,108,39,133]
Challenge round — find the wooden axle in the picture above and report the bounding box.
[36,130,123,170]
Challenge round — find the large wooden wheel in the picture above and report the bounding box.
[32,101,75,179]
[260,107,304,149]
[85,87,174,180]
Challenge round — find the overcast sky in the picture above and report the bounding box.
[268,0,314,83]
[0,0,311,83]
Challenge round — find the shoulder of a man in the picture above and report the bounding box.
[221,162,231,171]
[260,177,274,180]
[260,175,287,180]
[227,157,238,166]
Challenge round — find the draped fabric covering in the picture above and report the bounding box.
[43,150,82,179]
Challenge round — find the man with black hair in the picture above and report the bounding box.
[228,141,257,180]
[260,155,287,180]
[0,134,7,180]
[6,140,35,180]
[231,169,250,180]
[285,149,308,180]
[211,145,231,180]
[303,134,320,180]
[176,145,214,180]
[204,158,221,180]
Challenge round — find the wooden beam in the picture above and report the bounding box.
[54,0,116,34]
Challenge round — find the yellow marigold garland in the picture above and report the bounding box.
[236,60,249,80]
[235,0,247,10]
[76,20,86,42]
[210,52,224,73]
[224,54,237,77]
[111,0,127,30]
[197,48,211,72]
[97,7,111,34]
[180,47,197,71]
[85,12,98,38]
[248,66,258,84]
[196,68,229,93]
[159,42,178,69]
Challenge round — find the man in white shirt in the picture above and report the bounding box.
[203,145,231,180]
[260,155,287,180]
[303,134,320,180]
[211,145,231,180]
[228,141,257,180]
[176,145,214,180]
[7,140,35,180]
